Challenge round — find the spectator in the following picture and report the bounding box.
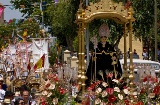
[0,77,7,91]
[14,98,24,105]
[4,91,14,104]
[30,90,37,105]
[119,51,123,59]
[133,49,137,54]
[0,84,6,103]
[22,90,31,105]
[127,48,130,58]
[142,49,148,60]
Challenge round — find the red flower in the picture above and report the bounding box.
[94,81,102,85]
[143,77,148,82]
[124,100,130,105]
[45,84,50,88]
[90,83,96,89]
[123,86,127,89]
[87,87,93,91]
[59,88,65,94]
[153,86,160,94]
[53,77,58,82]
[140,88,146,94]
[108,95,116,103]
[135,101,144,105]
[42,101,47,105]
[106,88,114,95]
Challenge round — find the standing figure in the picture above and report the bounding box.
[86,24,122,86]
[142,49,148,60]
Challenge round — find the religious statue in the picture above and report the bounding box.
[86,24,122,86]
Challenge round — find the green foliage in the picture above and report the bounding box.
[0,19,17,48]
[49,46,58,65]
[16,19,40,37]
[46,0,80,51]
[0,18,41,50]
[72,36,78,51]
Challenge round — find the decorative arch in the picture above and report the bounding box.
[75,0,135,93]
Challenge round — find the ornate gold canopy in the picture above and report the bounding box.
[76,0,135,24]
[75,0,135,94]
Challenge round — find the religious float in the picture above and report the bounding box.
[0,0,159,105]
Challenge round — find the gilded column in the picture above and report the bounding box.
[128,12,134,93]
[76,8,87,94]
[81,23,86,94]
[78,22,82,86]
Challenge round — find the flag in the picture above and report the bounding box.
[33,54,45,71]
[27,63,31,71]
[0,7,4,18]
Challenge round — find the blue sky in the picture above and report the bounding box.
[0,0,24,22]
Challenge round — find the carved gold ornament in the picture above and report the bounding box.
[85,0,133,19]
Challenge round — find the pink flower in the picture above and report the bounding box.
[106,73,113,78]
[106,88,114,95]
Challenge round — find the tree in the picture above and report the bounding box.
[11,0,160,53]
[0,18,40,50]
[45,0,80,51]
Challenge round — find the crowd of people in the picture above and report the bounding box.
[0,77,37,105]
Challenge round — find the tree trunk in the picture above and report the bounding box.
[114,35,122,51]
[66,36,74,52]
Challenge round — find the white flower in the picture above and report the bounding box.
[143,81,147,85]
[52,98,58,105]
[47,92,52,97]
[114,87,120,92]
[100,102,106,105]
[112,79,119,84]
[118,94,123,100]
[42,90,48,96]
[123,89,130,94]
[96,88,102,94]
[45,79,51,86]
[48,84,55,90]
[133,92,137,96]
[148,93,155,98]
[101,91,108,97]
[102,82,108,87]
[95,98,101,104]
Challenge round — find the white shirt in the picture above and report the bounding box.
[0,89,6,101]
[31,99,37,105]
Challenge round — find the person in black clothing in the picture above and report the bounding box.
[86,24,122,86]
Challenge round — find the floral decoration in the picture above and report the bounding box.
[82,69,160,105]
